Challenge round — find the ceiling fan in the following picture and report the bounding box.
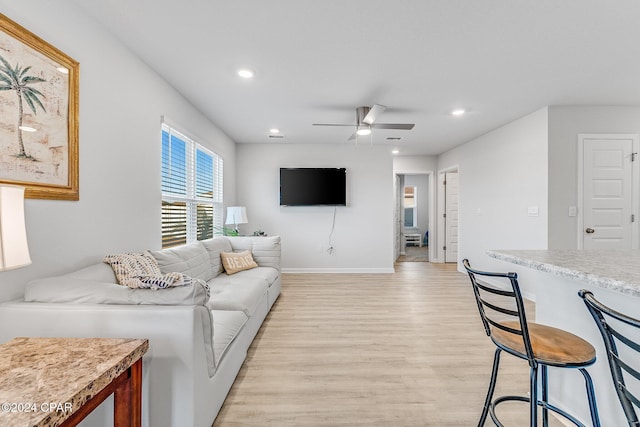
[313,104,415,141]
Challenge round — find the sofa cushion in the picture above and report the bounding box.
[228,236,281,270]
[201,237,233,276]
[64,262,118,282]
[220,250,258,275]
[25,273,210,306]
[212,310,248,366]
[150,242,214,282]
[207,276,268,317]
[233,266,279,287]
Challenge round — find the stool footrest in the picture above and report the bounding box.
[489,395,587,427]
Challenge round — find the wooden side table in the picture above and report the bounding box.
[0,337,149,427]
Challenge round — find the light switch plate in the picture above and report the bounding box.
[527,206,539,217]
[568,206,577,217]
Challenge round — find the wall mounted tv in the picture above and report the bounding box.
[280,168,347,206]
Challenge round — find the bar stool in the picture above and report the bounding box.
[580,290,640,427]
[463,259,600,427]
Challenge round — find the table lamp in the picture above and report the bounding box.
[0,185,31,271]
[225,206,248,234]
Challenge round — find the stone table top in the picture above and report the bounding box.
[0,337,148,427]
[487,249,640,297]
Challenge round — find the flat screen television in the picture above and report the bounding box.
[280,168,347,206]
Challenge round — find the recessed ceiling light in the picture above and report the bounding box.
[269,128,280,134]
[451,109,466,116]
[18,126,37,132]
[392,149,399,154]
[237,69,255,79]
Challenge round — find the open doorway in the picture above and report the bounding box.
[396,173,431,262]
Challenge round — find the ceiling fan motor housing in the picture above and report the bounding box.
[356,106,371,125]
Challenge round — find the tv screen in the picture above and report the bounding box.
[280,168,347,206]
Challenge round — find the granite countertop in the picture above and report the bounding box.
[487,249,640,297]
[0,337,148,427]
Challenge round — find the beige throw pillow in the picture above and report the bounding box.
[221,250,258,275]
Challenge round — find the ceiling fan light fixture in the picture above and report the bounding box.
[237,68,255,79]
[356,126,371,136]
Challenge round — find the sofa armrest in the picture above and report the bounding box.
[228,236,281,271]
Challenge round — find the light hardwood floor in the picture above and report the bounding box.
[213,262,566,426]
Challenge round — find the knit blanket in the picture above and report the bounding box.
[103,251,210,297]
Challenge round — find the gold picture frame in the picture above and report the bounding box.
[0,14,79,200]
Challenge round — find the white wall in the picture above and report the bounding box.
[237,144,394,272]
[0,1,236,302]
[548,106,640,249]
[437,107,548,295]
[393,155,438,173]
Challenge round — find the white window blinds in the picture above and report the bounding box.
[161,123,223,248]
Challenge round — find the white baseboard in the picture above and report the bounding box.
[281,268,395,274]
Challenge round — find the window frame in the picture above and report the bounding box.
[403,185,417,228]
[161,122,223,248]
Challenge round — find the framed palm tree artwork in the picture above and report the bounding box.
[0,14,79,200]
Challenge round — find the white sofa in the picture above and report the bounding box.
[0,235,281,427]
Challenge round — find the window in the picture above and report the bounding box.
[161,123,223,248]
[404,185,417,228]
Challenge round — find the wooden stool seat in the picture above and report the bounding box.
[492,321,596,367]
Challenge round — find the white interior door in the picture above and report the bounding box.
[445,172,459,263]
[581,135,637,249]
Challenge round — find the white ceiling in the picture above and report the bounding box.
[71,0,640,155]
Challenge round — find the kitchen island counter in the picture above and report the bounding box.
[488,249,640,297]
[488,249,640,426]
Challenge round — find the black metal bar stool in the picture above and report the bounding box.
[580,290,640,427]
[463,259,600,427]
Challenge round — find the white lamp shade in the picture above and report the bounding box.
[0,185,31,272]
[225,206,248,225]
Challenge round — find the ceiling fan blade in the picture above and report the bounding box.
[312,123,355,127]
[371,123,415,130]
[362,104,387,125]
[348,132,358,141]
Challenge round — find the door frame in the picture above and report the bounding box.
[394,174,405,258]
[577,133,639,249]
[437,165,459,264]
[393,171,435,263]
